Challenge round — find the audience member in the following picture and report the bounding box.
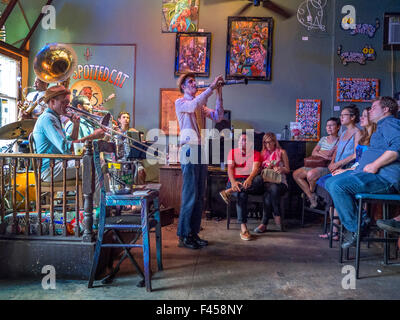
[326,97,400,249]
[319,107,376,240]
[225,133,263,241]
[293,118,340,208]
[254,132,290,233]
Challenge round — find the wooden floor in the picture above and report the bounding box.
[0,217,399,300]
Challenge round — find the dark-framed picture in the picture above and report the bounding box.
[174,32,211,77]
[159,88,205,135]
[225,16,274,81]
[336,78,380,102]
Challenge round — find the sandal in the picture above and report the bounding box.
[319,232,339,241]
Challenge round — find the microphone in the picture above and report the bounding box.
[196,77,248,88]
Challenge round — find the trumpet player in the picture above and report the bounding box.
[17,77,49,119]
[175,72,225,250]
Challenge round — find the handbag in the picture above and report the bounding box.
[304,156,330,168]
[261,168,282,184]
[303,137,341,168]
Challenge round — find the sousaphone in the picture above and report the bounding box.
[33,42,77,85]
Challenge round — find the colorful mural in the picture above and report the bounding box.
[296,99,321,141]
[337,78,380,102]
[162,0,200,33]
[226,17,273,81]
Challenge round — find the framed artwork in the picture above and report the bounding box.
[159,88,205,135]
[62,43,136,125]
[225,16,274,81]
[175,32,211,77]
[336,78,379,102]
[296,99,321,141]
[162,0,200,33]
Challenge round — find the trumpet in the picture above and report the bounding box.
[196,78,248,88]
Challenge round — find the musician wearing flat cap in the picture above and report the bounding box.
[32,85,104,183]
[175,72,225,250]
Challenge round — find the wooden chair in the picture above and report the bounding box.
[88,140,163,292]
[28,133,82,211]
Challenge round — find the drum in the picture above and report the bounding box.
[107,161,135,194]
[4,172,36,210]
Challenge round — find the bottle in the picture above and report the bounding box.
[282,125,290,140]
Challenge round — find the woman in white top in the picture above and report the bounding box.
[293,118,340,208]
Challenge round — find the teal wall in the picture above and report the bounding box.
[25,0,400,135]
[334,0,400,117]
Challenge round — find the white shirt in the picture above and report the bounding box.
[175,87,224,145]
[26,91,47,117]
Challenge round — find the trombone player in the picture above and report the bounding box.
[33,85,105,183]
[64,95,101,141]
[18,76,49,119]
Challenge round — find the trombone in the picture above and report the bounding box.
[65,105,166,160]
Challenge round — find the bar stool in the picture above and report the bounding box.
[339,193,400,279]
[87,141,163,292]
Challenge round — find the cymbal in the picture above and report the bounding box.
[0,119,36,140]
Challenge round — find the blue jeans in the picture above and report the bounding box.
[177,145,207,237]
[325,171,395,232]
[227,175,264,224]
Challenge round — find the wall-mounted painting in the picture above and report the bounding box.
[159,88,205,135]
[175,32,211,77]
[336,78,379,102]
[225,16,274,81]
[296,99,321,141]
[162,0,200,33]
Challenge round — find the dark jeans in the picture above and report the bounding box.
[325,171,396,232]
[227,175,264,224]
[262,182,288,225]
[177,145,207,238]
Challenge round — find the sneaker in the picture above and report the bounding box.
[377,219,400,234]
[341,232,357,249]
[219,190,231,204]
[240,230,252,241]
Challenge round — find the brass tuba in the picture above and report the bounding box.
[18,43,77,119]
[33,42,77,84]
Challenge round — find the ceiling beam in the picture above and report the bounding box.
[19,0,53,50]
[0,40,29,57]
